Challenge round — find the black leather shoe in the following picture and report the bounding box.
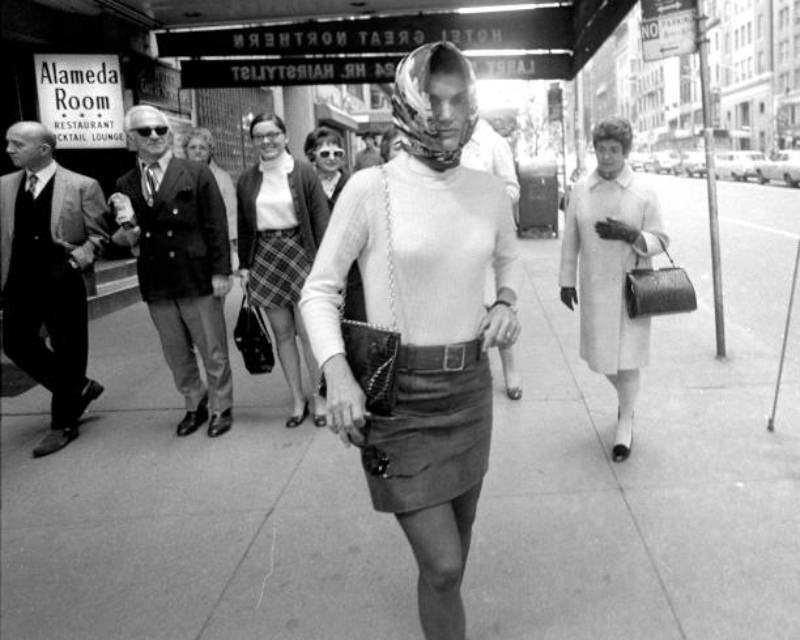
[176,397,209,436]
[208,409,233,438]
[506,386,523,401]
[75,379,104,420]
[285,401,309,429]
[33,428,78,458]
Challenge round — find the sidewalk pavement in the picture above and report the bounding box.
[2,238,799,640]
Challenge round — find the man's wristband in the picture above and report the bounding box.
[490,299,517,313]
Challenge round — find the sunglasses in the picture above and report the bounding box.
[134,126,169,137]
[317,149,344,159]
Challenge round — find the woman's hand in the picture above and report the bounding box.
[321,354,369,445]
[238,269,249,289]
[480,303,521,351]
[560,287,578,310]
[594,217,640,244]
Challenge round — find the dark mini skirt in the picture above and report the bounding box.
[248,227,311,309]
[362,357,493,514]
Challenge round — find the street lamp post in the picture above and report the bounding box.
[697,6,726,358]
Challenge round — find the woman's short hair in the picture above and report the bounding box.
[249,112,286,137]
[303,126,344,160]
[592,117,634,154]
[182,127,215,156]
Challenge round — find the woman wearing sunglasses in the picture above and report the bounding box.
[301,42,521,640]
[237,113,330,428]
[303,127,366,322]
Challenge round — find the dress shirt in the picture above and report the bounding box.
[25,161,57,199]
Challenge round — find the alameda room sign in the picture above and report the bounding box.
[34,54,126,149]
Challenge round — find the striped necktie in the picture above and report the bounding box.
[27,173,39,198]
[144,163,160,206]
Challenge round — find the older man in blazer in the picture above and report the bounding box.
[1,121,108,457]
[110,105,234,438]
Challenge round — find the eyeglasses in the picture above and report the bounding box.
[252,131,284,141]
[317,149,344,159]
[133,126,169,137]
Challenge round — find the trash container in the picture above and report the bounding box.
[517,159,559,237]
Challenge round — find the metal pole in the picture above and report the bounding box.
[767,238,800,432]
[697,8,727,358]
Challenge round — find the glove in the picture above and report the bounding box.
[594,217,640,244]
[560,287,578,310]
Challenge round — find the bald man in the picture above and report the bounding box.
[2,121,109,457]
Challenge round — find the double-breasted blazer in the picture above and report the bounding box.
[1,164,109,292]
[115,157,230,303]
[236,158,330,269]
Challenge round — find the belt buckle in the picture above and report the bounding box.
[443,343,466,371]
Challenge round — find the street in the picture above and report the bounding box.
[642,172,800,366]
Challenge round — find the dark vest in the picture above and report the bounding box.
[7,176,63,288]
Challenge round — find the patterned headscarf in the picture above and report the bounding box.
[391,41,479,167]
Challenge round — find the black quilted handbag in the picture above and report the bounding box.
[320,166,401,416]
[625,240,697,318]
[233,293,275,374]
[340,319,401,416]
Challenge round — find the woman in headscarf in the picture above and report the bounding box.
[300,42,521,640]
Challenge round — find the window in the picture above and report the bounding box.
[759,102,765,114]
[758,52,765,74]
[757,14,763,38]
[747,22,752,44]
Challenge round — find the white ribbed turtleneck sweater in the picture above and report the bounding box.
[300,153,521,366]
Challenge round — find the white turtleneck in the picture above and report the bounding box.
[256,151,297,230]
[300,153,521,365]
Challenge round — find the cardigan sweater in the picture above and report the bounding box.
[236,157,330,269]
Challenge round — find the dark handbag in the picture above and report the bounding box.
[340,319,401,416]
[321,166,401,416]
[625,239,697,318]
[233,293,275,374]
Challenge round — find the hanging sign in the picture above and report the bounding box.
[640,0,698,62]
[34,54,126,149]
[157,8,572,57]
[179,54,571,88]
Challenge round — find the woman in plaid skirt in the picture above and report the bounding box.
[237,113,330,428]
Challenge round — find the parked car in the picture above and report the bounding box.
[716,150,766,181]
[754,150,800,187]
[628,151,649,172]
[644,150,681,174]
[678,150,707,177]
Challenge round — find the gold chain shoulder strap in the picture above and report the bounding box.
[380,165,399,331]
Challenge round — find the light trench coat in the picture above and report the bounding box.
[559,164,669,374]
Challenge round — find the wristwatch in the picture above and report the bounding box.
[490,299,518,314]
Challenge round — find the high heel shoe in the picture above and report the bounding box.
[506,386,523,401]
[285,401,309,429]
[612,432,633,462]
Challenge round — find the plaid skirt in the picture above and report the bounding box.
[248,228,311,309]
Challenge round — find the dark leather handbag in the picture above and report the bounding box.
[233,293,275,374]
[321,166,401,416]
[625,240,697,318]
[340,319,401,415]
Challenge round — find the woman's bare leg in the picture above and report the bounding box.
[265,306,306,415]
[395,482,483,640]
[292,304,324,416]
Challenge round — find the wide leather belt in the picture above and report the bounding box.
[397,339,482,372]
[258,226,300,238]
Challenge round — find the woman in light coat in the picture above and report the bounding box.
[559,116,668,462]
